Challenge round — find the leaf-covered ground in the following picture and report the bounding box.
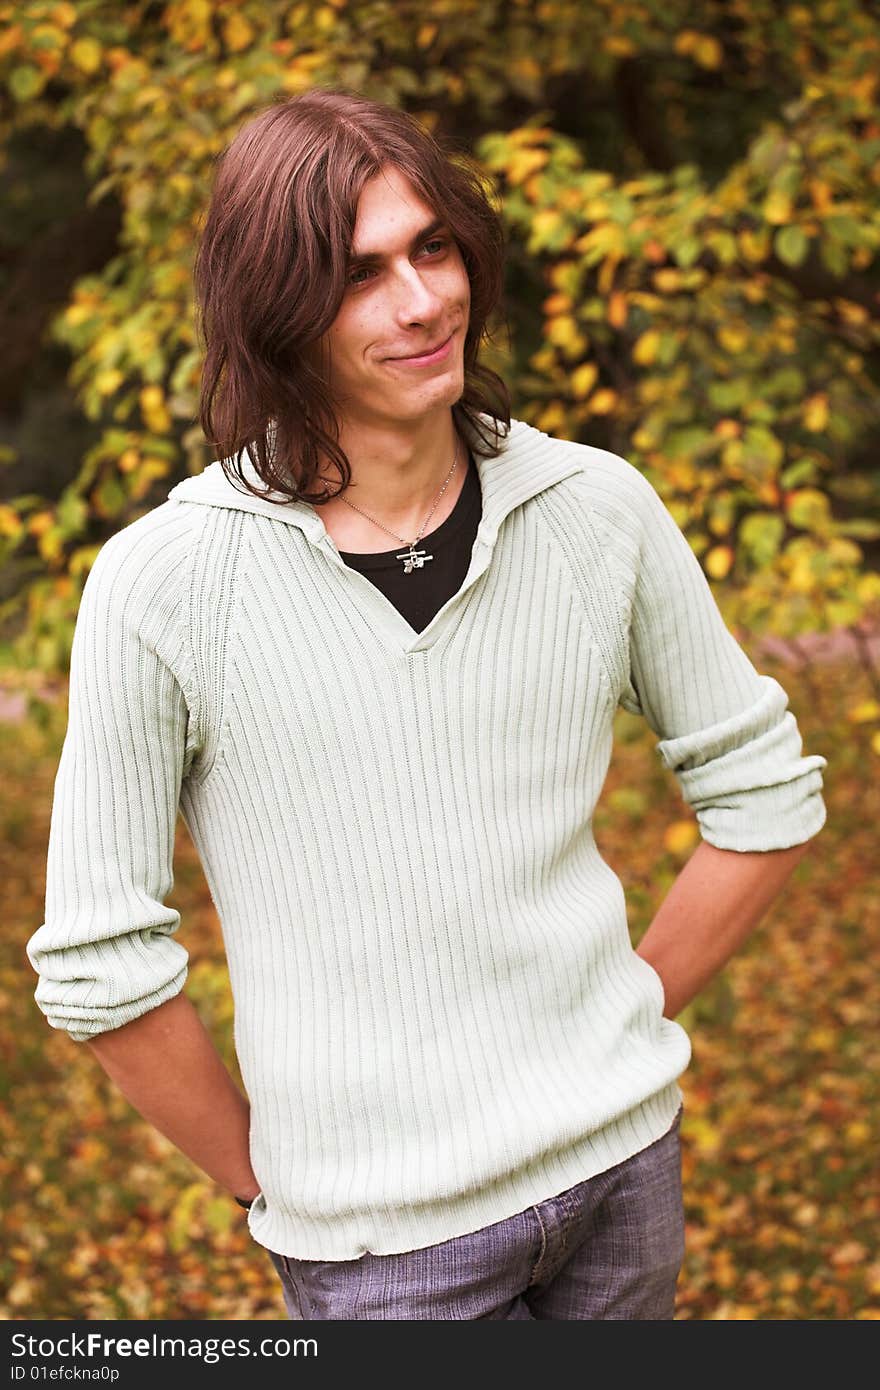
[2,646,876,1320]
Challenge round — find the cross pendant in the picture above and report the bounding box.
[396,546,433,574]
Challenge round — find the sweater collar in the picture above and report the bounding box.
[166,416,583,548]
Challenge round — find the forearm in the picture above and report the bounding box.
[85,990,260,1202]
[636,836,814,1020]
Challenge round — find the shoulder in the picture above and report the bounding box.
[508,420,667,542]
[79,500,203,633]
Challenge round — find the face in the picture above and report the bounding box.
[314,165,471,431]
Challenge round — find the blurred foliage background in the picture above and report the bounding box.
[1,0,878,1320]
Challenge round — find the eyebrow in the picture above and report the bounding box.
[346,217,448,268]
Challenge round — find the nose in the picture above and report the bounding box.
[391,260,443,326]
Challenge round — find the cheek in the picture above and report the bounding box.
[452,269,471,317]
[326,312,373,374]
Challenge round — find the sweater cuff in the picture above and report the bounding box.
[655,676,828,852]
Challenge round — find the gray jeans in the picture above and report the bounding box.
[263,1107,685,1320]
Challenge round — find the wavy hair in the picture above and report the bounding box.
[193,87,511,504]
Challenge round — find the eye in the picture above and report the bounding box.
[347,265,375,287]
[421,237,448,256]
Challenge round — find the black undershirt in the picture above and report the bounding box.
[337,452,482,635]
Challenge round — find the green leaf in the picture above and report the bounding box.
[775,224,809,266]
[835,519,880,539]
[8,66,45,101]
[709,379,751,410]
[740,511,785,565]
[673,235,701,268]
[781,458,818,486]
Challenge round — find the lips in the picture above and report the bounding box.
[386,330,456,364]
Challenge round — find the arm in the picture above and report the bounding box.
[636,837,812,1020]
[590,450,827,853]
[25,510,256,1204]
[87,991,259,1202]
[583,451,827,1010]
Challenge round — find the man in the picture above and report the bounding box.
[26,89,827,1320]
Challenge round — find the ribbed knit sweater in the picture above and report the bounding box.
[26,417,827,1260]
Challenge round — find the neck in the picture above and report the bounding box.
[323,410,462,534]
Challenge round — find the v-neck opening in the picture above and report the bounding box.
[319,528,494,654]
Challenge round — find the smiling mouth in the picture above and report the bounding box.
[386,331,457,365]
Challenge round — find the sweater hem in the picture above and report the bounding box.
[246,1083,684,1261]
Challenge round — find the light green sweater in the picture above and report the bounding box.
[26,417,827,1259]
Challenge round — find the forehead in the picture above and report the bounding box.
[350,166,439,253]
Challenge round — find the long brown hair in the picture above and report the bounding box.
[193,87,511,504]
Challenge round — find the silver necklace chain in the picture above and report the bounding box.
[337,438,460,574]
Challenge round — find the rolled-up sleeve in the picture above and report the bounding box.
[25,510,202,1041]
[617,464,827,852]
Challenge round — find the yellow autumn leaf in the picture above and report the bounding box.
[808,178,833,214]
[717,324,749,353]
[6,1278,36,1309]
[653,268,682,292]
[75,1137,108,1164]
[53,2,78,22]
[714,419,741,439]
[588,388,618,414]
[118,449,140,474]
[872,730,880,756]
[29,510,54,535]
[686,1115,722,1156]
[570,362,598,399]
[95,368,124,396]
[314,6,337,32]
[597,252,620,296]
[507,147,548,185]
[543,293,572,315]
[844,1120,872,1143]
[0,24,22,57]
[536,402,567,434]
[38,529,64,563]
[705,545,734,579]
[0,505,23,538]
[64,302,95,327]
[547,315,584,352]
[850,72,878,106]
[70,37,102,73]
[664,819,699,856]
[764,188,793,225]
[830,1241,867,1266]
[694,35,723,69]
[794,1201,820,1226]
[531,208,562,239]
[603,35,636,57]
[848,701,880,724]
[633,329,661,365]
[738,228,770,261]
[511,55,541,80]
[803,393,829,431]
[607,291,628,328]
